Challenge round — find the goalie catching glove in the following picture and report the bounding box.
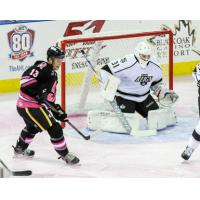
[153,85,179,106]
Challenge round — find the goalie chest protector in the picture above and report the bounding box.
[106,54,163,102]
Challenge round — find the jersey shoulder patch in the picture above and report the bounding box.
[108,54,137,74]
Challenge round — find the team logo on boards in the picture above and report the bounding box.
[64,20,106,60]
[7,25,35,61]
[63,20,110,71]
[148,20,199,59]
[64,20,106,37]
[135,74,153,86]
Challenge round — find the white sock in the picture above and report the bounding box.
[188,136,200,150]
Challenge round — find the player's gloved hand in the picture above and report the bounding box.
[163,90,179,103]
[154,86,179,106]
[51,104,68,122]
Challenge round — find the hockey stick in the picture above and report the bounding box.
[64,119,90,140]
[81,50,132,134]
[42,100,90,140]
[0,159,32,176]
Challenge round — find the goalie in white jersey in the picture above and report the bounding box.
[87,41,178,134]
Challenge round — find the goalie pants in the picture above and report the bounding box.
[16,106,69,157]
[115,94,159,118]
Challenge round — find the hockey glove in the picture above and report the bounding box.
[51,104,68,122]
[154,86,179,106]
[162,90,179,103]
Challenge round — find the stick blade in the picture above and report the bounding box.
[84,136,90,140]
[12,170,32,176]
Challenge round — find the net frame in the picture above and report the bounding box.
[59,30,174,119]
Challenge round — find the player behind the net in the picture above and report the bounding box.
[181,63,200,160]
[87,41,179,133]
[13,46,79,165]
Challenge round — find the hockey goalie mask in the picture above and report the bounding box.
[134,41,152,69]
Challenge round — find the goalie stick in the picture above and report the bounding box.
[0,159,32,177]
[42,100,90,140]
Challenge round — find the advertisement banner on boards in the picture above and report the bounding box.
[0,20,200,81]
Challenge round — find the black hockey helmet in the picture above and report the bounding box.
[47,46,65,60]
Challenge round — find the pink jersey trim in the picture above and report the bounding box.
[17,91,41,108]
[21,76,30,79]
[25,138,34,144]
[47,81,57,102]
[21,80,37,87]
[52,139,67,150]
[53,140,66,148]
[17,98,41,108]
[20,91,37,101]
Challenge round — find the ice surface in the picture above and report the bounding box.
[1,75,200,178]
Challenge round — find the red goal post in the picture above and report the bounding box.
[59,30,174,118]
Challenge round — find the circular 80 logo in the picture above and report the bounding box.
[7,25,35,61]
[11,33,31,52]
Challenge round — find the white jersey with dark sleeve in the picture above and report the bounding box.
[100,54,163,102]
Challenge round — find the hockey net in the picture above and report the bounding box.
[58,30,173,118]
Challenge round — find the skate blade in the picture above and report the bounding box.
[67,162,82,167]
[13,154,34,159]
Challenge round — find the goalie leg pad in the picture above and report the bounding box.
[87,110,140,133]
[147,108,177,130]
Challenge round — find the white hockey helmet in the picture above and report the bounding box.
[134,41,152,69]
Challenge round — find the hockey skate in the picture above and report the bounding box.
[181,146,194,160]
[60,153,80,165]
[12,145,35,158]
